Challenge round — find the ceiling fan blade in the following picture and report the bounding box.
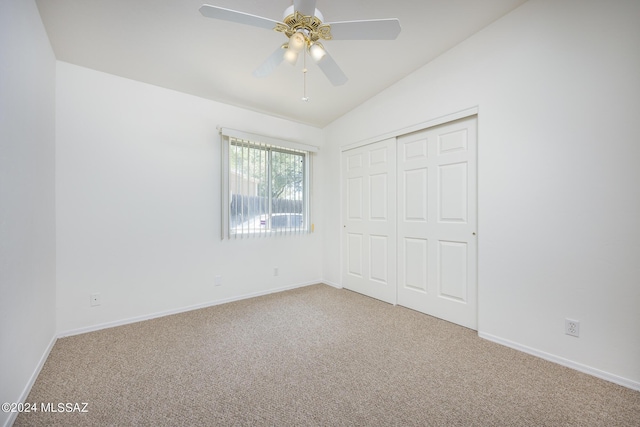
[326,18,401,40]
[199,4,282,30]
[252,46,286,78]
[293,0,317,17]
[316,52,348,86]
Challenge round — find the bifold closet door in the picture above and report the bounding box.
[397,117,478,329]
[341,138,396,304]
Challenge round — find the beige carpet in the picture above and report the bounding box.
[16,284,640,426]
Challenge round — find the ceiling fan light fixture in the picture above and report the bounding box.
[284,47,299,65]
[289,32,307,53]
[309,42,326,62]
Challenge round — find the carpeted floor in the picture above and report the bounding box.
[15,284,640,426]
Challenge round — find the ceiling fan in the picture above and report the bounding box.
[199,0,401,89]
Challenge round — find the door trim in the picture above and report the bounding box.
[341,106,479,152]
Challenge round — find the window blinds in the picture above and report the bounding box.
[219,128,314,239]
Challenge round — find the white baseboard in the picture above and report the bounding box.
[3,334,57,427]
[321,279,342,289]
[478,332,640,391]
[57,280,324,338]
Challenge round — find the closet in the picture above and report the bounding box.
[341,116,477,329]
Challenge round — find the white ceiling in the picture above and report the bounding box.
[36,0,527,128]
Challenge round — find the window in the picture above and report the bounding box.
[219,128,316,238]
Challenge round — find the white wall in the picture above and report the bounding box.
[0,1,57,426]
[56,62,324,333]
[323,0,640,387]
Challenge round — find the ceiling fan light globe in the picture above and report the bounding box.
[284,49,299,65]
[309,43,327,62]
[289,32,306,53]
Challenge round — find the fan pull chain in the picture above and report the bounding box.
[302,51,309,102]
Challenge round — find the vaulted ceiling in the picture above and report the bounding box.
[36,0,527,127]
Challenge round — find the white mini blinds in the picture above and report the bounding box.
[219,128,315,239]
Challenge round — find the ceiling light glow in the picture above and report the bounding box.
[289,32,306,53]
[309,43,326,62]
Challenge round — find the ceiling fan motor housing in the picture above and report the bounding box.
[277,5,332,42]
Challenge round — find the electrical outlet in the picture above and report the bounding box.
[565,319,580,337]
[214,275,222,286]
[90,293,101,307]
[274,267,279,276]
